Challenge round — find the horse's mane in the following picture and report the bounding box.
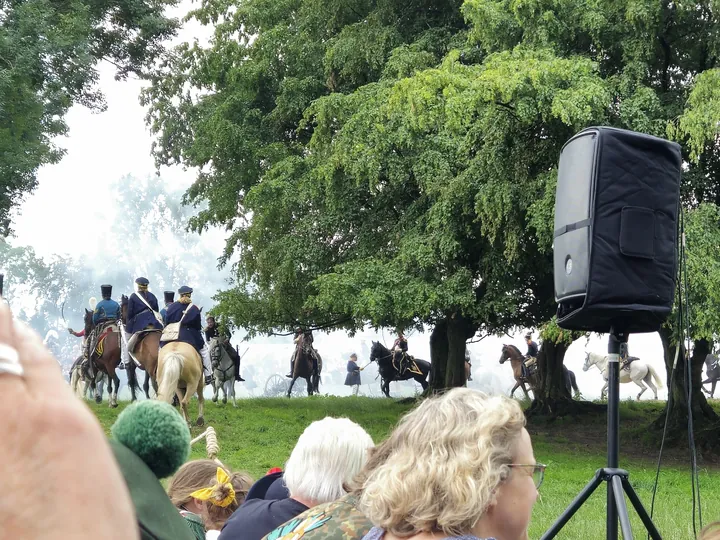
[507,344,522,356]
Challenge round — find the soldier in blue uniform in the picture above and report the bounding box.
[160,291,174,324]
[125,277,164,362]
[160,285,214,385]
[85,285,121,377]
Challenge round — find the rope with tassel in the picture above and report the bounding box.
[190,426,222,465]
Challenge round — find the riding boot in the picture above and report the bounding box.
[200,345,214,385]
[286,360,294,378]
[228,345,244,382]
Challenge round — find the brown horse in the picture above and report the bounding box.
[121,295,160,400]
[83,309,122,407]
[157,341,205,426]
[499,344,538,399]
[287,334,322,397]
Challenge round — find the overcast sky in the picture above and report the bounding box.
[6,6,673,400]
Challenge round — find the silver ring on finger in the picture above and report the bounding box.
[0,343,23,377]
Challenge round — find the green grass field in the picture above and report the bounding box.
[90,397,720,540]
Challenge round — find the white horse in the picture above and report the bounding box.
[209,337,237,407]
[69,362,107,401]
[584,352,663,400]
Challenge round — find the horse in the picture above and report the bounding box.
[584,352,663,400]
[499,344,538,399]
[287,334,322,397]
[209,337,237,407]
[69,359,107,400]
[702,353,720,398]
[83,309,122,407]
[156,341,205,426]
[369,341,430,398]
[120,294,160,401]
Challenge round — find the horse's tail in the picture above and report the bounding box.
[647,365,664,389]
[157,353,183,404]
[570,370,579,393]
[126,361,141,398]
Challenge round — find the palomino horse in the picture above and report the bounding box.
[702,353,720,398]
[287,334,322,397]
[584,352,663,400]
[209,337,237,407]
[369,341,430,398]
[499,344,538,399]
[121,294,161,400]
[157,341,205,426]
[83,309,122,407]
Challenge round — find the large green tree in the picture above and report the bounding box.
[146,0,720,416]
[0,0,179,235]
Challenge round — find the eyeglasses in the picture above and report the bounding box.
[509,463,546,489]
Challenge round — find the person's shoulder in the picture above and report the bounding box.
[264,496,370,540]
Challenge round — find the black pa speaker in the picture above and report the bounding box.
[553,127,682,333]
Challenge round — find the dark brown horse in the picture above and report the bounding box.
[499,344,538,399]
[83,309,122,407]
[287,334,322,397]
[369,341,430,398]
[121,294,160,401]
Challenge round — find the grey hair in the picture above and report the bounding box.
[284,417,374,505]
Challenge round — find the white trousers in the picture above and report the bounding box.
[200,344,212,373]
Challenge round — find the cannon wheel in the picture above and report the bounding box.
[264,374,287,397]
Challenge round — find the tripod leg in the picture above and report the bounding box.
[540,470,605,540]
[611,476,633,540]
[620,477,662,540]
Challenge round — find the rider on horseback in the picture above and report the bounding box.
[392,331,409,375]
[125,277,164,366]
[522,333,538,379]
[287,327,320,378]
[620,343,639,371]
[85,285,121,378]
[204,315,244,382]
[160,285,215,385]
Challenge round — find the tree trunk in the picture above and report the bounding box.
[655,328,719,451]
[429,319,448,392]
[428,313,476,393]
[445,313,475,388]
[528,339,600,417]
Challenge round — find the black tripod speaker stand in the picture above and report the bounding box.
[540,329,662,540]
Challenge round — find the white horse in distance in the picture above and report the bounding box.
[584,352,663,401]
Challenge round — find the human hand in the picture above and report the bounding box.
[0,300,138,538]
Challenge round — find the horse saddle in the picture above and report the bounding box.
[93,322,120,357]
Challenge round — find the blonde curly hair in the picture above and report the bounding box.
[358,388,526,537]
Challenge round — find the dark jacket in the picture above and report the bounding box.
[526,340,538,357]
[345,360,361,386]
[219,498,309,540]
[126,291,162,334]
[160,302,204,352]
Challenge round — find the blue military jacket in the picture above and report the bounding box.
[93,299,120,325]
[126,291,162,333]
[160,302,204,352]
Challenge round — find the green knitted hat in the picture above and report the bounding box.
[109,401,194,540]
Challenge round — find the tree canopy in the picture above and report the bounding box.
[146,0,720,394]
[0,0,179,235]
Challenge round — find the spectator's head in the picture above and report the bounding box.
[168,459,253,530]
[359,388,538,540]
[350,353,357,361]
[284,417,374,506]
[700,522,720,540]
